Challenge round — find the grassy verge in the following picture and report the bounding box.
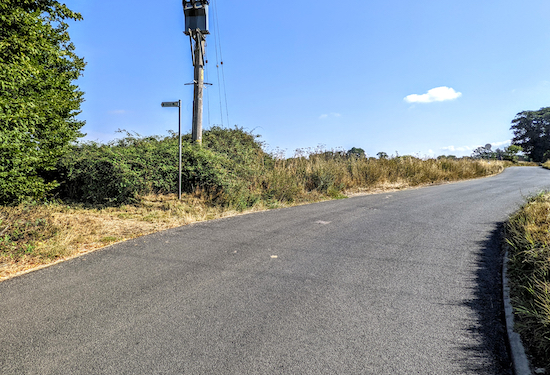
[1,158,511,282]
[0,194,256,281]
[1,128,516,281]
[506,192,550,371]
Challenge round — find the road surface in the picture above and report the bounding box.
[2,167,550,374]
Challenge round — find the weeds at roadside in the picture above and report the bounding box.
[0,127,516,281]
[506,192,550,370]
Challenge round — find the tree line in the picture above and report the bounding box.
[473,107,550,162]
[471,144,522,162]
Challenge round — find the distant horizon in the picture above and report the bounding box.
[76,125,517,160]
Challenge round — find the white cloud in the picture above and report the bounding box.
[438,145,473,158]
[440,140,512,156]
[441,145,472,153]
[404,86,462,104]
[319,112,341,120]
[491,140,511,148]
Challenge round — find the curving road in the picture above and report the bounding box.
[2,167,550,374]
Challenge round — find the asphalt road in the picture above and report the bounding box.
[2,167,550,374]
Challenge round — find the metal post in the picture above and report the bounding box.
[178,99,182,200]
[161,100,182,200]
[191,30,204,145]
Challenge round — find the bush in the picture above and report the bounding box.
[51,127,509,210]
[54,128,269,207]
[55,134,235,205]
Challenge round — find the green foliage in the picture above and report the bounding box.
[55,133,234,205]
[51,127,509,211]
[471,144,524,163]
[511,107,550,162]
[472,144,494,160]
[347,147,366,159]
[0,0,85,204]
[503,145,523,162]
[53,127,274,209]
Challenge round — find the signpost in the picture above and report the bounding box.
[161,100,182,200]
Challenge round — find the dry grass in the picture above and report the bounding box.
[0,158,511,282]
[506,192,550,370]
[263,155,510,197]
[0,194,259,281]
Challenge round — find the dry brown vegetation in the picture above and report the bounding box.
[1,156,510,282]
[0,195,242,281]
[506,192,550,370]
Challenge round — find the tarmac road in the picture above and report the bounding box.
[2,167,550,374]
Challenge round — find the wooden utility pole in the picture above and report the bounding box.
[191,30,205,144]
[183,0,209,145]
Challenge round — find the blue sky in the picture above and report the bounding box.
[64,0,550,157]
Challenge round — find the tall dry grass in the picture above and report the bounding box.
[1,152,510,282]
[506,192,550,370]
[252,154,508,202]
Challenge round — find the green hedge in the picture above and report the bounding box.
[53,127,269,207]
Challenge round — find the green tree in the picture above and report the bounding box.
[377,152,388,159]
[471,144,494,159]
[0,0,85,203]
[510,107,550,162]
[503,145,522,162]
[347,147,366,159]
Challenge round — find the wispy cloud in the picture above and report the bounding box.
[109,110,127,115]
[490,140,511,148]
[319,112,341,120]
[404,86,462,104]
[441,145,472,153]
[441,140,512,155]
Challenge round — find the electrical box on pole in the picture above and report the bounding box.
[183,0,209,35]
[183,0,209,145]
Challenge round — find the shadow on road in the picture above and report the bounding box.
[458,224,514,374]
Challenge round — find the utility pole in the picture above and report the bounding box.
[191,31,205,144]
[183,0,209,145]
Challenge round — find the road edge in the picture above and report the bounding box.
[503,244,533,375]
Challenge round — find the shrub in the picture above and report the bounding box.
[51,127,508,210]
[55,135,233,205]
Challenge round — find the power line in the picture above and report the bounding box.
[210,0,230,127]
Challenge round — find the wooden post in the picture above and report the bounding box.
[192,30,205,145]
[178,99,182,200]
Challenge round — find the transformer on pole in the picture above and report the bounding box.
[183,0,209,145]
